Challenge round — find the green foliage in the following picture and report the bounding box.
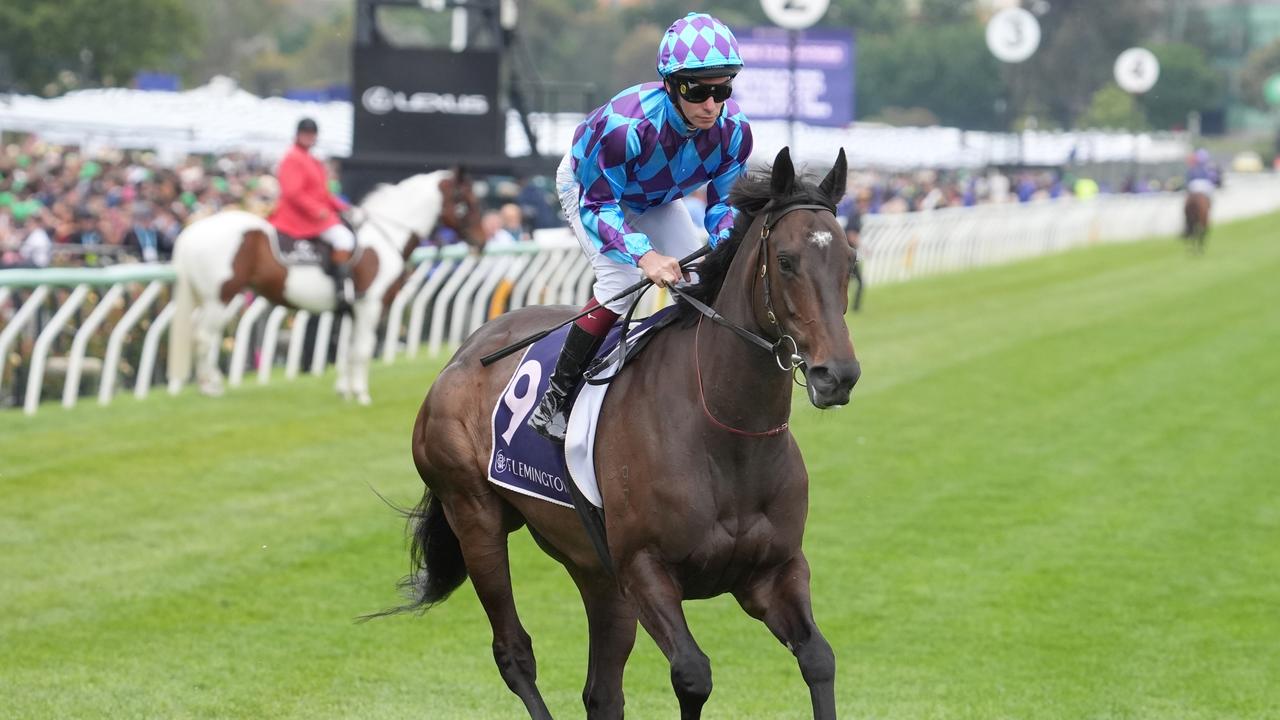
[1240,38,1280,111]
[1012,1,1160,128]
[4,213,1280,718]
[1076,83,1150,131]
[916,0,975,25]
[858,22,1004,129]
[1138,43,1225,130]
[0,0,195,94]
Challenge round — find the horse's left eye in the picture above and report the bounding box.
[778,255,795,273]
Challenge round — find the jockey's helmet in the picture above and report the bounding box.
[656,13,743,79]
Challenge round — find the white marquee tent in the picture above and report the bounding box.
[0,76,1190,170]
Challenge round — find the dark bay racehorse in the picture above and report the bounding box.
[392,148,859,719]
[1183,190,1211,254]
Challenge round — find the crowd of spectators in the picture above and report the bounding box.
[0,136,1204,271]
[0,138,279,269]
[837,166,1190,217]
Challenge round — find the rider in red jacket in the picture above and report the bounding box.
[269,118,358,310]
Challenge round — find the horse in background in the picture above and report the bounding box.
[387,148,859,719]
[1183,190,1211,254]
[167,170,484,404]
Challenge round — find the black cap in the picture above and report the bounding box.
[296,117,319,134]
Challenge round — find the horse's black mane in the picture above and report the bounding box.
[676,166,835,323]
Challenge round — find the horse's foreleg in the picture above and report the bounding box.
[570,571,638,719]
[333,313,353,400]
[735,555,836,720]
[621,553,713,720]
[349,302,379,405]
[441,493,552,720]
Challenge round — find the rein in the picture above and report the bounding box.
[671,200,836,437]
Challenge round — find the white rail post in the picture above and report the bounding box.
[228,296,270,387]
[406,258,461,358]
[422,255,477,358]
[62,283,125,408]
[381,261,432,364]
[0,285,50,401]
[24,284,91,415]
[137,303,176,399]
[285,310,311,379]
[473,254,528,329]
[257,305,290,384]
[509,248,551,311]
[99,281,164,405]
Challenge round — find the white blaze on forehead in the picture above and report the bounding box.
[808,230,833,248]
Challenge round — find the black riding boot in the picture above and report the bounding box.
[332,263,354,315]
[528,324,604,444]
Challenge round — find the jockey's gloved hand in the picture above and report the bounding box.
[344,206,368,228]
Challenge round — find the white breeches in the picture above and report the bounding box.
[320,223,356,252]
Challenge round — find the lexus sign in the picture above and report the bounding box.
[360,85,491,116]
[352,46,503,159]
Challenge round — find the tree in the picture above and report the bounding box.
[1011,0,1162,128]
[1076,84,1149,131]
[1138,43,1224,130]
[0,0,195,94]
[857,22,1005,129]
[1240,38,1280,111]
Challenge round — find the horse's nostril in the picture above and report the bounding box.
[809,365,837,390]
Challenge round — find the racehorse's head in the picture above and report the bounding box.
[438,167,486,251]
[747,147,859,408]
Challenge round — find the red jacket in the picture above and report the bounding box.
[269,144,348,238]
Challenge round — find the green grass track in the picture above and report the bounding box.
[3,214,1278,719]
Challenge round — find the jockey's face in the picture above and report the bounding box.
[672,75,732,131]
[296,130,318,150]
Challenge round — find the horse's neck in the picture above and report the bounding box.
[361,178,441,256]
[699,238,794,425]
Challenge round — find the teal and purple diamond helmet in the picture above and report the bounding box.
[656,12,744,80]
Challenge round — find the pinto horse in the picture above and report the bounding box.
[167,170,483,404]
[1183,190,1211,254]
[390,148,859,719]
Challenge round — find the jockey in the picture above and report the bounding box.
[1185,148,1219,196]
[528,12,753,443]
[269,117,359,311]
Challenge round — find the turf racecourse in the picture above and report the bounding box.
[3,213,1278,720]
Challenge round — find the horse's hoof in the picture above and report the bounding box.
[357,393,372,406]
[199,382,225,397]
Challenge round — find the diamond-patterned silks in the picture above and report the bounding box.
[569,82,753,266]
[656,12,743,78]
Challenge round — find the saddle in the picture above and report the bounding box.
[268,230,362,272]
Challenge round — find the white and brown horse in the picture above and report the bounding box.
[167,170,484,404]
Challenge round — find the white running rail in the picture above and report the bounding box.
[5,172,1280,414]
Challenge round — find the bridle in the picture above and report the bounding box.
[667,199,837,437]
[668,200,836,373]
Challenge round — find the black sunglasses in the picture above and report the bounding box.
[676,79,733,104]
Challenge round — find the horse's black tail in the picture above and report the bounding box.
[360,491,468,621]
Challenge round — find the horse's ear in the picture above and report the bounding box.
[819,148,847,204]
[770,147,795,197]
[454,164,468,183]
